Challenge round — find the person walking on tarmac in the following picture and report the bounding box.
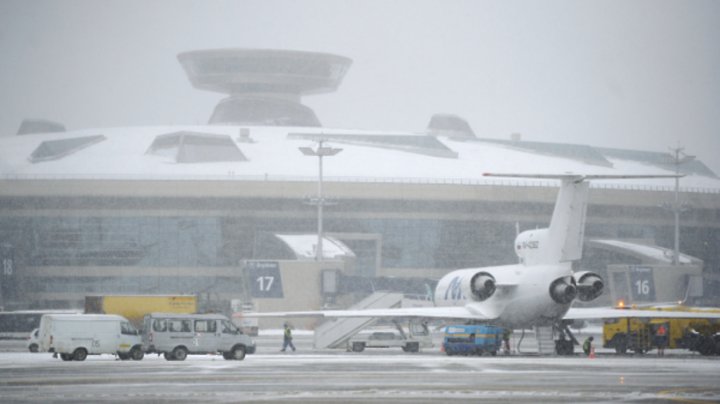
[583,336,594,356]
[655,324,668,357]
[281,322,296,352]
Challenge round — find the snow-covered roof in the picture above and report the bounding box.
[587,239,701,265]
[274,234,356,260]
[1,124,719,192]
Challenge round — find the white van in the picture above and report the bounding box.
[39,314,144,361]
[142,313,256,361]
[27,328,40,352]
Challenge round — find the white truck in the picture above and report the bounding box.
[38,314,144,361]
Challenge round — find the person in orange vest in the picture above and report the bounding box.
[655,324,668,357]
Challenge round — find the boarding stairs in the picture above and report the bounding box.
[313,291,405,349]
[535,326,556,355]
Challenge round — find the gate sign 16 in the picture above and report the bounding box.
[629,266,656,302]
[246,261,284,298]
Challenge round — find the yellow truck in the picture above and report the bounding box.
[603,305,720,355]
[85,295,197,328]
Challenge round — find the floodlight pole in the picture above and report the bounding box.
[299,140,342,261]
[669,146,695,266]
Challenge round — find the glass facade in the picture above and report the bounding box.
[26,276,243,294]
[1,196,718,306]
[2,212,718,272]
[1,214,520,278]
[1,216,226,267]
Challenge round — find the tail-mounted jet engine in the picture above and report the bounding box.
[549,277,577,304]
[470,272,496,301]
[573,271,604,302]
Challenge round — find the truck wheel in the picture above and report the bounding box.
[614,335,628,355]
[697,338,715,356]
[352,342,365,352]
[405,342,419,353]
[130,347,144,361]
[117,352,130,360]
[172,346,188,361]
[230,346,246,360]
[163,352,174,361]
[555,339,574,355]
[60,353,72,361]
[28,344,39,353]
[72,348,88,362]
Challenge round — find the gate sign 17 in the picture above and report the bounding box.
[629,266,656,302]
[246,261,284,298]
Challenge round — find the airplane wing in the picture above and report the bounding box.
[236,305,497,321]
[564,307,720,321]
[483,173,682,181]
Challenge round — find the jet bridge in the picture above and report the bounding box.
[313,292,405,349]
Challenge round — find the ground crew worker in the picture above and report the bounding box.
[582,336,594,356]
[281,322,296,352]
[502,328,512,355]
[656,324,667,357]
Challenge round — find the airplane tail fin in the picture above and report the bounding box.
[547,178,588,262]
[484,174,679,264]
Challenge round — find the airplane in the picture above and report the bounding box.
[244,173,720,341]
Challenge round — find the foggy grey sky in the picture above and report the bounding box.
[1,0,719,173]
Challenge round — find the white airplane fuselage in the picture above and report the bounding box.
[433,262,574,328]
[427,175,607,328]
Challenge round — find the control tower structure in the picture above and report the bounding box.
[177,49,353,127]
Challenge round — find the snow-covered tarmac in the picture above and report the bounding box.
[1,334,718,403]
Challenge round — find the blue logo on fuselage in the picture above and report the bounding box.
[444,276,465,301]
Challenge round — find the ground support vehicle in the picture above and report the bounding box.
[603,317,654,354]
[442,325,503,356]
[348,321,432,353]
[38,314,143,361]
[603,306,720,355]
[27,328,39,352]
[142,313,256,361]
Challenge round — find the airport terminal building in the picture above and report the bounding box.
[1,49,719,311]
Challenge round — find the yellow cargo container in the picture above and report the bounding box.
[85,295,197,328]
